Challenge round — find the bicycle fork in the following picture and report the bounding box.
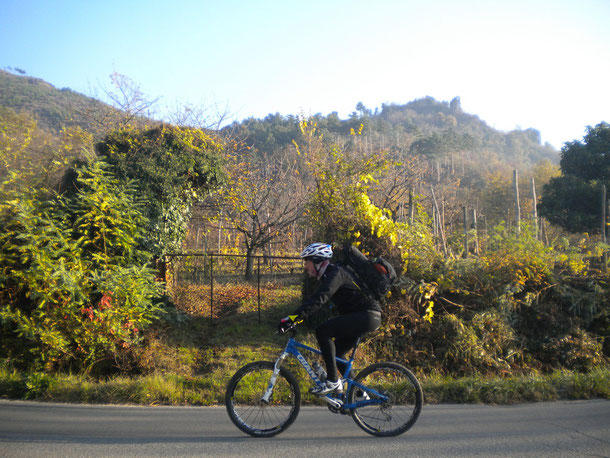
[261,351,288,404]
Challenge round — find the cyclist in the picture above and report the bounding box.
[279,242,382,395]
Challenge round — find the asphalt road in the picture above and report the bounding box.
[0,399,609,457]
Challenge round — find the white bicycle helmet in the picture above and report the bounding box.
[300,243,333,262]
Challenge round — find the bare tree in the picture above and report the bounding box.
[103,73,158,124]
[370,153,429,219]
[214,150,306,279]
[79,73,160,140]
[164,99,233,131]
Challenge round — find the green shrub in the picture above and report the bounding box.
[0,160,163,373]
[24,372,53,399]
[96,125,225,258]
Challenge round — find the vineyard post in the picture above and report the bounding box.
[531,177,538,239]
[430,186,448,256]
[463,206,468,258]
[471,208,480,256]
[409,188,414,224]
[513,169,521,235]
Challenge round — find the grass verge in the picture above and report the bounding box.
[1,364,608,406]
[1,282,608,406]
[422,368,610,404]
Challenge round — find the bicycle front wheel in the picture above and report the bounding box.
[349,362,423,437]
[225,361,301,437]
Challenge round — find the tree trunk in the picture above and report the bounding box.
[156,257,168,283]
[245,247,255,280]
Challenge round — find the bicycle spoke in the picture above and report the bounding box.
[349,362,422,437]
[225,361,301,437]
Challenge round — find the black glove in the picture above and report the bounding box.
[278,315,301,333]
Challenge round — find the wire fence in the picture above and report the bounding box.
[164,253,303,322]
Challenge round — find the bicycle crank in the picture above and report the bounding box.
[321,395,343,410]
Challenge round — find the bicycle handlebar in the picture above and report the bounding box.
[277,322,298,335]
[278,319,304,335]
[278,315,303,335]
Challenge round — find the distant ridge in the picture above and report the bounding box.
[0,69,558,168]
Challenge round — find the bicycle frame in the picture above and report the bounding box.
[262,335,388,410]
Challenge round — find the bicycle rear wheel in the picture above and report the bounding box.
[348,362,423,437]
[225,361,301,437]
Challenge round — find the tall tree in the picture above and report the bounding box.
[538,122,610,233]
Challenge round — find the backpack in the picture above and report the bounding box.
[342,245,398,302]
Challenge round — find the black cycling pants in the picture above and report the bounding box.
[315,310,381,382]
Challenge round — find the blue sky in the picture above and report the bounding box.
[1,0,609,149]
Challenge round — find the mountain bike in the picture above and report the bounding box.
[225,322,423,437]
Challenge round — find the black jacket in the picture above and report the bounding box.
[294,264,381,320]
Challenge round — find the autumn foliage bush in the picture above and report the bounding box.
[372,223,610,375]
[295,119,608,375]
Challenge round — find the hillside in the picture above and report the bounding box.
[380,97,558,164]
[0,69,121,137]
[225,96,559,171]
[1,69,558,170]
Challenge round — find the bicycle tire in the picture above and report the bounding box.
[225,361,301,437]
[348,362,423,437]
